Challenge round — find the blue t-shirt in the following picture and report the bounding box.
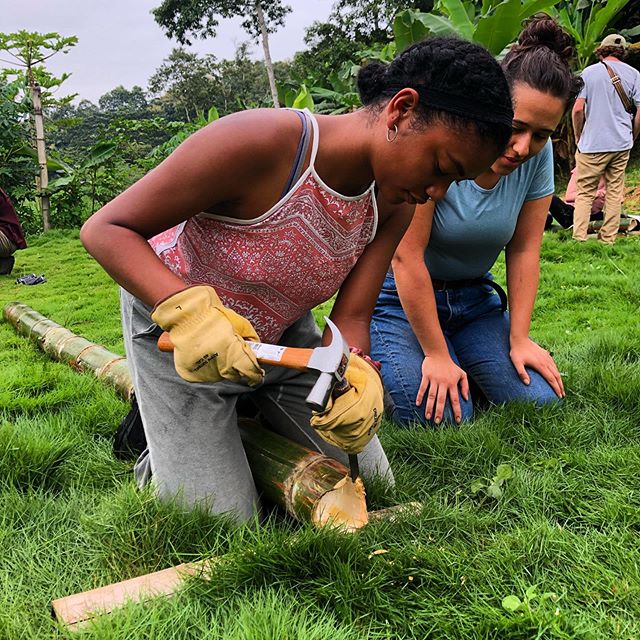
[425,139,554,280]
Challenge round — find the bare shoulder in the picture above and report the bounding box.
[90,108,305,236]
[178,108,302,171]
[133,107,305,216]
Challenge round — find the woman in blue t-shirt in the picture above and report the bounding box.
[371,16,583,426]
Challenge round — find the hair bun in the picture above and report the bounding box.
[518,14,574,63]
[357,61,389,106]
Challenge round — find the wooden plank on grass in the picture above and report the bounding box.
[52,560,212,629]
[52,503,423,630]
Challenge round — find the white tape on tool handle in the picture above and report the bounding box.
[249,342,286,362]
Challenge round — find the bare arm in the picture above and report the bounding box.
[328,200,414,352]
[572,98,586,143]
[505,195,564,397]
[393,202,447,355]
[634,107,640,141]
[392,202,469,423]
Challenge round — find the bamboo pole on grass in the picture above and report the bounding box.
[5,303,424,628]
[3,302,132,399]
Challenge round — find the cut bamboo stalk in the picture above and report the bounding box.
[3,302,133,401]
[52,501,422,630]
[238,418,368,531]
[3,303,369,530]
[587,217,638,234]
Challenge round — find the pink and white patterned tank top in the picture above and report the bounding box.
[149,110,378,343]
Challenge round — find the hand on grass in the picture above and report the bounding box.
[417,354,469,425]
[509,337,565,398]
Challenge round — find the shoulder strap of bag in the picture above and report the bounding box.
[601,60,635,114]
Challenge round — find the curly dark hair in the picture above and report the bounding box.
[502,14,584,111]
[357,36,513,153]
[595,45,628,60]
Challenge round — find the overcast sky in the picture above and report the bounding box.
[0,0,334,104]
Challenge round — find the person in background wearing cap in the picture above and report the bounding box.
[572,34,640,244]
[0,188,27,275]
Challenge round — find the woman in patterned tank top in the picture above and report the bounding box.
[79,38,515,521]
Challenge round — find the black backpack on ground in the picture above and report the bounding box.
[549,196,574,229]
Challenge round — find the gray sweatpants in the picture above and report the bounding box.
[121,289,393,522]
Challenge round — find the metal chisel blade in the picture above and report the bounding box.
[348,453,359,482]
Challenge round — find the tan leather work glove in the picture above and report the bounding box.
[151,285,264,385]
[310,352,383,454]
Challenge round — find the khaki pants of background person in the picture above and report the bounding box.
[0,229,17,257]
[573,150,630,244]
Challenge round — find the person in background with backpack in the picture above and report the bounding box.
[0,188,27,275]
[572,34,640,244]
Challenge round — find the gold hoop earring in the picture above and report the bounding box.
[386,124,398,142]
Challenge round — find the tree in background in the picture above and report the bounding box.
[0,30,77,230]
[213,43,272,113]
[148,48,219,121]
[0,79,38,208]
[98,85,149,118]
[295,1,433,84]
[330,0,434,43]
[152,0,290,108]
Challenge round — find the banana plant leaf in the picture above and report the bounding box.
[439,0,475,40]
[393,10,457,53]
[79,141,117,170]
[292,84,314,111]
[473,0,525,55]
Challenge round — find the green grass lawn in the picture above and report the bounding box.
[2,227,640,638]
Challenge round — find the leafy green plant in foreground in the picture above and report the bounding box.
[470,462,514,500]
[393,0,557,57]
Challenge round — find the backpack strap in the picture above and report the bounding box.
[601,60,636,114]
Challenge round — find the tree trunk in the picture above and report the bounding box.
[255,1,280,108]
[30,82,51,231]
[3,302,368,530]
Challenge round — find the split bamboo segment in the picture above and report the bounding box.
[3,302,368,530]
[239,418,368,531]
[3,302,133,401]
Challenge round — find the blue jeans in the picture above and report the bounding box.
[370,272,559,426]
